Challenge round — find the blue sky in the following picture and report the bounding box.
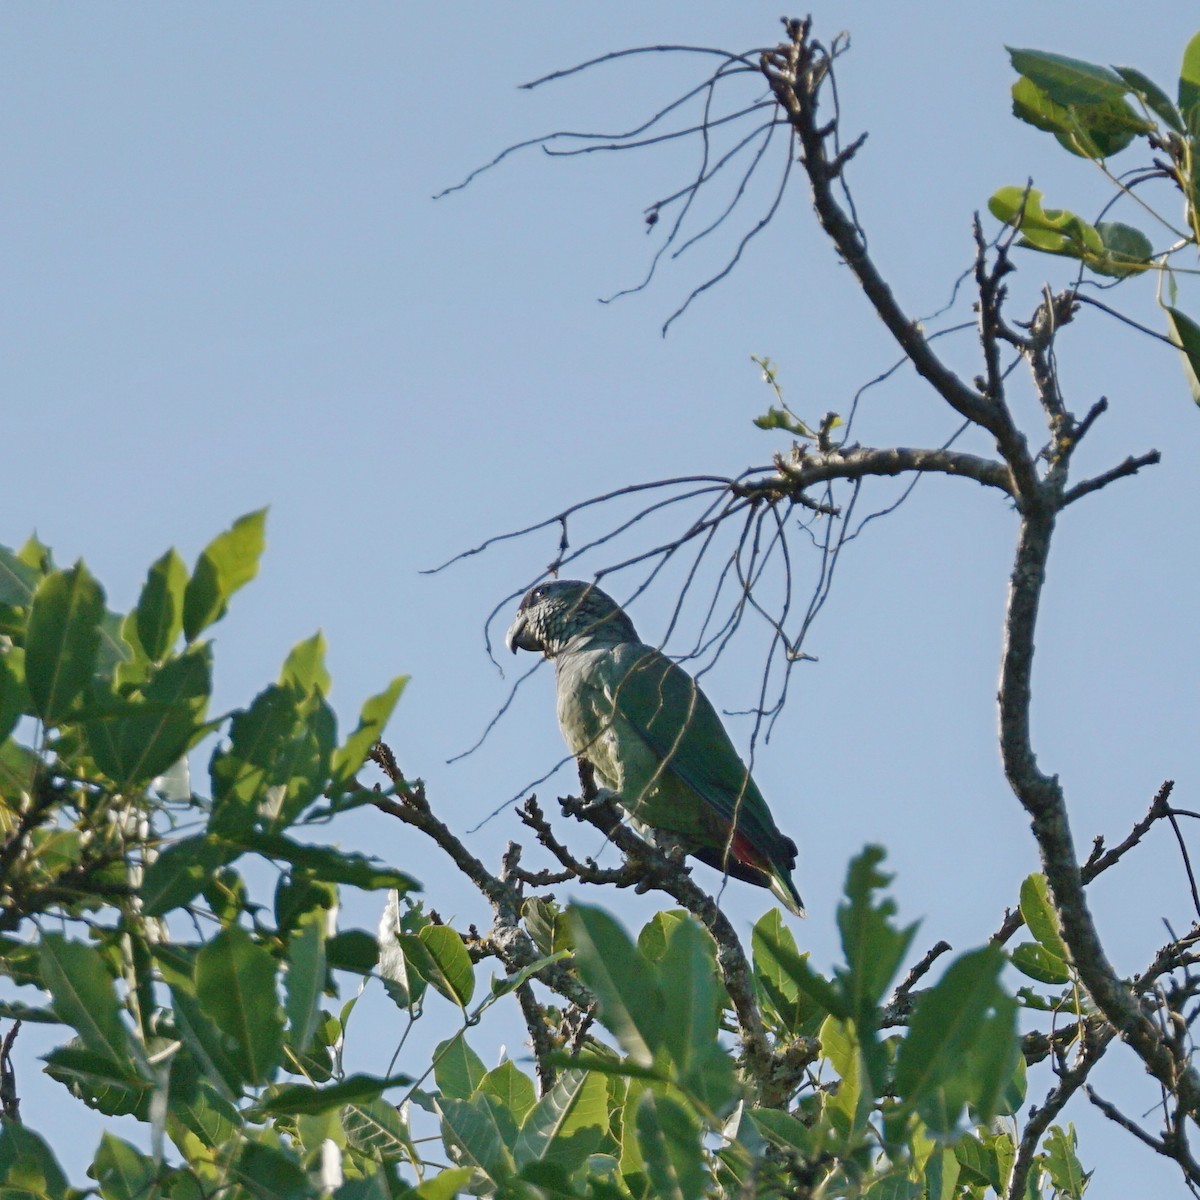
[2,4,1198,1194]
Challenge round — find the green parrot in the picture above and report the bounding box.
[505,579,805,916]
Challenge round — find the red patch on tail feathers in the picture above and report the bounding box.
[731,830,770,873]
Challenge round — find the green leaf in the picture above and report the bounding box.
[42,1043,151,1116]
[433,1031,487,1100]
[1012,941,1072,985]
[343,1098,419,1164]
[0,1122,70,1198]
[230,1140,311,1200]
[39,935,132,1072]
[0,546,38,608]
[168,1075,240,1151]
[1019,873,1069,959]
[748,1108,812,1155]
[656,918,719,1076]
[25,562,106,724]
[514,1069,607,1171]
[209,682,335,834]
[988,184,1097,255]
[753,407,814,438]
[327,930,380,974]
[751,911,844,1021]
[1180,32,1200,134]
[837,847,916,1017]
[1008,47,1129,106]
[437,1094,517,1181]
[924,1146,961,1200]
[330,676,408,788]
[893,944,1015,1136]
[91,1133,156,1200]
[136,549,188,662]
[478,1061,537,1127]
[413,1168,473,1200]
[1007,49,1149,158]
[568,904,663,1066]
[1044,1124,1091,1200]
[233,831,418,893]
[0,650,29,746]
[285,913,326,1055]
[141,835,236,917]
[1164,306,1200,404]
[1115,65,1183,132]
[195,925,284,1085]
[400,926,473,1008]
[257,1073,411,1116]
[635,1090,707,1200]
[820,1016,870,1137]
[166,984,245,1098]
[83,644,212,789]
[1093,221,1153,277]
[182,509,267,642]
[280,631,331,697]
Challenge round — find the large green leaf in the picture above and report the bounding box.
[209,683,320,832]
[194,925,284,1085]
[568,904,663,1066]
[40,935,132,1072]
[182,509,267,642]
[233,831,418,894]
[42,1043,151,1117]
[136,549,189,663]
[751,908,831,1038]
[514,1068,607,1171]
[478,1060,537,1127]
[433,1031,487,1100]
[25,562,105,724]
[91,1133,157,1200]
[256,1073,411,1117]
[230,1140,311,1200]
[1008,47,1129,106]
[892,944,1015,1136]
[635,1090,707,1200]
[1044,1124,1092,1200]
[0,1122,70,1198]
[437,1093,518,1181]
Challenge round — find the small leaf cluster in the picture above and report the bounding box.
[988,35,1200,402]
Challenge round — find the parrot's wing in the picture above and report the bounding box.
[604,642,779,841]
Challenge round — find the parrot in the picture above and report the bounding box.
[505,578,805,916]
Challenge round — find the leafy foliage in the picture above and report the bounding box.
[989,38,1200,402]
[0,522,1093,1197]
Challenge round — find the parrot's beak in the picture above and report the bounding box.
[505,612,536,654]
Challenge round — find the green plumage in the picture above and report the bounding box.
[506,579,805,916]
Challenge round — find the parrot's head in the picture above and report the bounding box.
[505,579,638,658]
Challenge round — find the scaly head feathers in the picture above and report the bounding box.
[505,579,638,658]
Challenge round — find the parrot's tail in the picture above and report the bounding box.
[729,830,806,919]
[767,872,807,920]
